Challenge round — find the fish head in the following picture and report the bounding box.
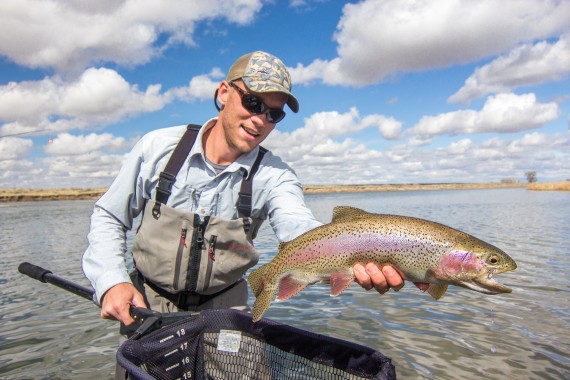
[439,238,517,295]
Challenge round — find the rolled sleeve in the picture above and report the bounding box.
[261,158,323,242]
[82,131,159,302]
[82,206,132,303]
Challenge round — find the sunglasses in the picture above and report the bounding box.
[229,81,286,124]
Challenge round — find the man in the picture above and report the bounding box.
[82,51,417,328]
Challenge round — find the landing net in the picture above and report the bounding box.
[116,309,396,380]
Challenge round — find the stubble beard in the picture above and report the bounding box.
[222,119,255,157]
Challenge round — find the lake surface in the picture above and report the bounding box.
[0,188,568,379]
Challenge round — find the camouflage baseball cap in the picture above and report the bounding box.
[226,51,299,113]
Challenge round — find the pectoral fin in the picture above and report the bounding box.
[427,284,448,300]
[330,273,355,296]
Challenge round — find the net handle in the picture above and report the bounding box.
[18,262,197,336]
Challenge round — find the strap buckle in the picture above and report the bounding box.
[177,291,201,308]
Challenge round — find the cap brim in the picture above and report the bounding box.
[243,77,299,113]
[287,95,299,113]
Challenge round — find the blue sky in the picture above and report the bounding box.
[1,0,569,188]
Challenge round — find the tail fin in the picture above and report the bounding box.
[251,285,278,322]
[247,263,270,297]
[247,264,277,322]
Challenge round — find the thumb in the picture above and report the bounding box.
[131,291,147,309]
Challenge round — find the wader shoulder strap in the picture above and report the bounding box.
[237,146,267,218]
[153,124,200,218]
[152,124,266,219]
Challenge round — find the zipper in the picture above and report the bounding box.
[186,215,209,292]
[203,235,217,291]
[173,228,187,290]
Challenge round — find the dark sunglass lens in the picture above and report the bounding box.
[233,83,285,123]
[242,94,264,114]
[268,109,286,123]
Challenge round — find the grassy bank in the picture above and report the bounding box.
[303,182,527,194]
[1,181,567,202]
[0,187,107,202]
[527,181,570,192]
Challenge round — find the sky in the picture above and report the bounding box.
[0,0,569,188]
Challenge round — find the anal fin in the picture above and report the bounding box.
[427,283,448,300]
[330,273,354,296]
[277,275,310,301]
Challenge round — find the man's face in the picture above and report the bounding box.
[219,80,287,155]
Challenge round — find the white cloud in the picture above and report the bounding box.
[449,34,570,104]
[0,1,568,188]
[42,151,126,179]
[166,68,224,101]
[1,129,568,188]
[0,0,263,73]
[361,114,402,140]
[59,68,166,121]
[0,137,36,186]
[0,148,130,188]
[0,78,61,125]
[0,67,221,138]
[263,108,394,182]
[447,139,472,155]
[507,132,553,153]
[264,107,401,165]
[0,137,33,160]
[44,133,132,156]
[0,68,164,126]
[262,106,568,185]
[0,131,137,187]
[291,0,570,86]
[411,93,559,139]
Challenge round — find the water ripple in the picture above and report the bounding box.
[1,191,569,379]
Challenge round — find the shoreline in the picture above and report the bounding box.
[1,181,568,202]
[303,182,528,194]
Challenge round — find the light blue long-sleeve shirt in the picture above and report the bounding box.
[82,119,322,303]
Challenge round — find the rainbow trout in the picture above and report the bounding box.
[247,206,516,322]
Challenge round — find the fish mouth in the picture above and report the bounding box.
[459,275,513,294]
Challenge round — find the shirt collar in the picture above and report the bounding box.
[191,118,261,175]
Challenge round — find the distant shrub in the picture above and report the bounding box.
[525,171,537,183]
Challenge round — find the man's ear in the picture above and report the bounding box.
[217,81,230,110]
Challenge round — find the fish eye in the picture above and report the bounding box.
[487,255,500,265]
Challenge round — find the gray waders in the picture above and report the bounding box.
[116,125,266,379]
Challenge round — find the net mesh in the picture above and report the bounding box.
[117,309,396,380]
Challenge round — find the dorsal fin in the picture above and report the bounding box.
[331,206,370,223]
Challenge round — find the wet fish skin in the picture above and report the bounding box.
[247,206,517,322]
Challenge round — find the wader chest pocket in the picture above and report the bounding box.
[132,200,261,295]
[195,217,260,295]
[132,201,196,293]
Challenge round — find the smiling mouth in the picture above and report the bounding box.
[242,126,260,137]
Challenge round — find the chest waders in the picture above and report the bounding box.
[131,125,266,313]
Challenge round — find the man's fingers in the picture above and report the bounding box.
[100,283,142,325]
[353,263,373,290]
[353,263,410,294]
[381,265,405,291]
[101,300,135,325]
[364,263,389,294]
[132,292,147,309]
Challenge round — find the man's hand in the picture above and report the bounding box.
[353,263,430,294]
[100,283,147,325]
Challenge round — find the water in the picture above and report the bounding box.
[0,188,568,379]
